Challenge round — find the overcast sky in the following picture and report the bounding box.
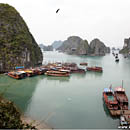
[0,0,130,47]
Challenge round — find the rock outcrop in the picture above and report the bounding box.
[0,4,43,72]
[39,44,53,51]
[51,40,63,49]
[57,36,110,56]
[90,39,110,56]
[119,38,130,54]
[58,36,90,55]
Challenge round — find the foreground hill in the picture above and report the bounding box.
[0,4,43,72]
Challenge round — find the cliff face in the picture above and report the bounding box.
[0,4,43,72]
[58,36,110,55]
[90,39,110,56]
[58,36,90,55]
[119,38,130,54]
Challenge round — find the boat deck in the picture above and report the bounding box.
[110,110,130,116]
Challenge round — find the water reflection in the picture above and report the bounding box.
[0,75,41,111]
[86,71,103,76]
[43,76,70,82]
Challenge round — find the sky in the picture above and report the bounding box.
[0,0,130,47]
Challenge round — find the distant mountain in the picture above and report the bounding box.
[39,44,53,51]
[39,44,45,49]
[57,36,91,55]
[57,36,110,56]
[51,40,63,49]
[90,39,110,56]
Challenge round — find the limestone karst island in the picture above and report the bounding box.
[0,1,130,129]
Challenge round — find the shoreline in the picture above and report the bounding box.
[21,115,52,129]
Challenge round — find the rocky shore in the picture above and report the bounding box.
[0,95,51,129]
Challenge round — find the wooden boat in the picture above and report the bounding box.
[62,63,77,68]
[115,55,118,58]
[17,71,27,78]
[70,67,86,73]
[87,66,103,72]
[8,71,26,79]
[103,88,118,110]
[115,58,119,62]
[24,70,34,77]
[114,87,128,110]
[45,70,70,77]
[80,62,88,66]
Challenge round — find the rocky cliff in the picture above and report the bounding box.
[0,4,43,72]
[90,39,110,56]
[119,38,130,54]
[58,36,91,55]
[58,36,110,55]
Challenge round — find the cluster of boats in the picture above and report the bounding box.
[112,52,119,62]
[7,62,103,79]
[103,86,130,127]
[103,86,128,111]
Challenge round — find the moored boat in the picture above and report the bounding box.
[87,66,103,72]
[80,62,88,66]
[114,87,128,110]
[70,67,86,73]
[8,71,26,79]
[103,88,118,110]
[115,58,119,62]
[24,70,34,77]
[45,70,70,77]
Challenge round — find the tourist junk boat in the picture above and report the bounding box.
[8,71,26,79]
[45,70,70,77]
[114,87,128,110]
[87,66,103,72]
[103,88,118,111]
[80,62,88,66]
[24,70,34,77]
[70,67,86,73]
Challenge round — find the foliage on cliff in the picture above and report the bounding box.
[0,4,43,71]
[0,96,36,129]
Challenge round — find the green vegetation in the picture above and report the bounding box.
[0,4,43,72]
[0,95,36,129]
[119,47,129,54]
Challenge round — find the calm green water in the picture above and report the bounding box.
[0,51,130,129]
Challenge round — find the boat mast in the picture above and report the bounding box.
[122,80,123,88]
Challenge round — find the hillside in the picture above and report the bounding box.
[0,4,43,72]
